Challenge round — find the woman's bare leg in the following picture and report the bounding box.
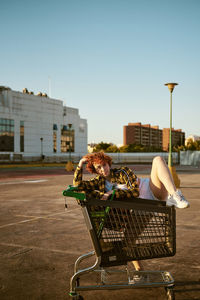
[149,156,176,200]
[132,260,144,271]
[133,157,173,271]
[133,158,173,271]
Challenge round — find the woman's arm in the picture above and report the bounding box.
[73,157,103,197]
[73,157,88,186]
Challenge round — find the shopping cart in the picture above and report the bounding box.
[63,185,176,300]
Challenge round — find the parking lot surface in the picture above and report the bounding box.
[0,166,200,300]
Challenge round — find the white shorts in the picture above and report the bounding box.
[139,178,157,200]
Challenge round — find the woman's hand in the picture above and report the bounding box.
[78,157,88,168]
[101,190,113,200]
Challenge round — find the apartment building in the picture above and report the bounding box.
[162,128,185,151]
[123,123,163,149]
[124,122,185,150]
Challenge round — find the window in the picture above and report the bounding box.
[0,118,14,152]
[61,125,74,153]
[20,121,24,152]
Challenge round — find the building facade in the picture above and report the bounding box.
[123,122,163,149]
[162,128,185,151]
[124,122,185,151]
[0,86,87,161]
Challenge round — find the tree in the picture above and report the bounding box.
[187,140,200,151]
[105,145,119,153]
[174,139,200,152]
[119,145,129,153]
[92,142,112,152]
[119,144,145,152]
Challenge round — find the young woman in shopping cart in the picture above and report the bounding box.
[73,152,189,271]
[74,152,189,208]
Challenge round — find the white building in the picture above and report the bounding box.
[185,135,200,146]
[0,86,87,161]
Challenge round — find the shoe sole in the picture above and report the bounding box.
[166,200,190,209]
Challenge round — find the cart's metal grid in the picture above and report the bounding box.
[64,186,176,300]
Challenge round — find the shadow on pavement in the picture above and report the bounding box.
[174,281,200,298]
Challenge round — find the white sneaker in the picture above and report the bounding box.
[129,275,143,284]
[129,274,149,284]
[167,190,190,209]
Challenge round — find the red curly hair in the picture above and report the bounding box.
[84,152,112,174]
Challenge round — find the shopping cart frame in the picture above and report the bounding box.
[63,186,176,300]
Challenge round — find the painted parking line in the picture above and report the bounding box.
[0,179,48,185]
[0,181,26,185]
[1,200,33,202]
[0,242,80,255]
[15,214,63,221]
[0,208,80,229]
[16,214,62,218]
[24,179,48,183]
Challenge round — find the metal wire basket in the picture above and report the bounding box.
[86,197,176,267]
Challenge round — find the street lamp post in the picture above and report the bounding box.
[40,137,44,160]
[68,123,72,162]
[65,123,74,172]
[164,83,180,188]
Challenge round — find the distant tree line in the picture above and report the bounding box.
[92,139,200,153]
[174,138,200,152]
[92,142,164,153]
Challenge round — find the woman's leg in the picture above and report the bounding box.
[132,260,144,271]
[134,158,171,270]
[149,156,176,200]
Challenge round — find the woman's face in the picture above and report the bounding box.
[93,162,110,177]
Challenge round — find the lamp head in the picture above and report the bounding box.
[164,83,178,93]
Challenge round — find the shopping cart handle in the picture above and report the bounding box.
[63,185,86,201]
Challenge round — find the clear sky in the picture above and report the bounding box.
[1,0,200,145]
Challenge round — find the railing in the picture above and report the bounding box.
[3,151,200,166]
[180,151,200,166]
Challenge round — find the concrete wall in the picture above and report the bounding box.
[180,151,200,166]
[103,152,178,164]
[43,152,177,164]
[68,152,178,164]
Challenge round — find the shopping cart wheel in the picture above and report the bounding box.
[165,287,175,300]
[70,293,84,300]
[76,277,80,287]
[76,295,84,300]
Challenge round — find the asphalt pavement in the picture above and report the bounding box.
[0,166,200,300]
